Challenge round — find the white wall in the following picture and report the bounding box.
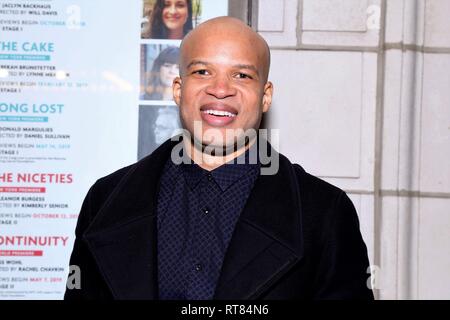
[255,0,450,300]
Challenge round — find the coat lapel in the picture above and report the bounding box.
[82,138,179,300]
[214,146,304,299]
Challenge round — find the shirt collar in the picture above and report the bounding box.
[182,142,260,192]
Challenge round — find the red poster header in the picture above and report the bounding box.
[0,186,46,193]
[0,250,43,256]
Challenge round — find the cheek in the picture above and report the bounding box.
[181,82,202,103]
[241,89,263,110]
[240,91,264,121]
[180,8,188,19]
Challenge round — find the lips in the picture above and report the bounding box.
[165,15,181,21]
[200,103,238,127]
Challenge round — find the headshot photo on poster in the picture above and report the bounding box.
[141,0,202,40]
[140,44,180,101]
[138,105,182,160]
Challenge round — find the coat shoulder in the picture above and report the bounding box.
[274,152,348,219]
[291,162,345,205]
[75,138,177,236]
[287,161,354,247]
[88,151,159,212]
[75,153,156,235]
[93,163,135,199]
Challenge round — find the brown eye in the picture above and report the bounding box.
[193,69,208,75]
[237,73,251,79]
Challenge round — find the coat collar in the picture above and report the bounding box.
[83,136,304,299]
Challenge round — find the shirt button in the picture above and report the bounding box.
[202,207,210,215]
[206,173,213,181]
[194,263,202,272]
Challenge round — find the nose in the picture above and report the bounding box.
[168,4,176,14]
[205,75,237,99]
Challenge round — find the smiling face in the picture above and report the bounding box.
[160,62,179,87]
[173,17,273,151]
[162,0,188,38]
[154,108,179,144]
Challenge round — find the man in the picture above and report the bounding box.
[65,17,374,300]
[138,106,181,159]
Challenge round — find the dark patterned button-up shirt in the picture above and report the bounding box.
[157,145,260,300]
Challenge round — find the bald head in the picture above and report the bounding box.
[179,16,271,82]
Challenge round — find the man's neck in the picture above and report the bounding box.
[182,137,256,171]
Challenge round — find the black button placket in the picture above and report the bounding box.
[187,172,217,299]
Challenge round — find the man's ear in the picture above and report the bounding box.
[173,76,182,106]
[262,81,273,113]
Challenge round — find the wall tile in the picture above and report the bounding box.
[302,0,369,32]
[420,54,450,193]
[301,0,381,47]
[257,0,298,46]
[385,0,404,43]
[258,0,284,32]
[397,51,423,192]
[403,0,425,46]
[425,0,450,47]
[381,50,402,190]
[379,196,400,299]
[418,198,450,299]
[268,51,361,179]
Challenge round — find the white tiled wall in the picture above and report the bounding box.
[257,0,450,300]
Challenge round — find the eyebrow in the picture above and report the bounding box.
[186,60,259,74]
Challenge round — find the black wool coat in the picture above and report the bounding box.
[64,138,374,300]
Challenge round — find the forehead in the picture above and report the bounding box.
[164,0,187,3]
[163,0,187,6]
[182,34,263,67]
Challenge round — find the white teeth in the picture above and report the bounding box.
[203,109,237,117]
